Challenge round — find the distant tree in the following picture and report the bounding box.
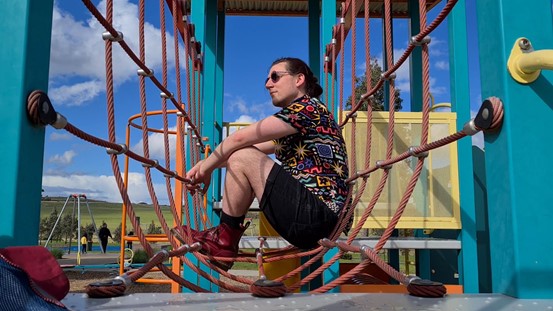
[346,59,403,111]
[60,214,77,242]
[43,208,63,241]
[113,223,122,243]
[147,220,162,234]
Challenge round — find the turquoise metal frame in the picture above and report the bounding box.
[475,0,553,299]
[0,0,54,248]
[448,0,480,294]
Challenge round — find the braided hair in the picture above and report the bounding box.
[270,57,323,98]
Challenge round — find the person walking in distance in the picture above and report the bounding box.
[98,223,112,254]
[80,233,87,254]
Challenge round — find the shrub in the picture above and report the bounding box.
[132,249,149,263]
[50,248,64,259]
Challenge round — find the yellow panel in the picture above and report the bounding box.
[343,111,461,229]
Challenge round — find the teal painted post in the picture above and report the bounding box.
[186,0,220,292]
[448,0,479,293]
[321,0,337,116]
[308,0,321,78]
[408,0,423,112]
[321,0,340,293]
[475,0,553,299]
[0,1,54,247]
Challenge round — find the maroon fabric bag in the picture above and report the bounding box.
[0,246,69,301]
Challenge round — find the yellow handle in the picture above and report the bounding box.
[507,37,553,84]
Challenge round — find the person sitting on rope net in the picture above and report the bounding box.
[172,57,351,272]
[24,55,504,301]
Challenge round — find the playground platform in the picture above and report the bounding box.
[61,292,553,311]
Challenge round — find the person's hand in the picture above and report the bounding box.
[185,160,212,195]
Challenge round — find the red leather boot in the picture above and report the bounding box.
[172,222,249,271]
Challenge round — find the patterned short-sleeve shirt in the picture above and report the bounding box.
[273,95,349,214]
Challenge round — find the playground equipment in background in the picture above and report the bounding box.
[44,194,100,265]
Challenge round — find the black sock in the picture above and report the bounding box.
[220,212,245,229]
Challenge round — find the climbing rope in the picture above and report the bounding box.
[28,0,506,298]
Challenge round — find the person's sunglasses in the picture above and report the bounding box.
[265,71,291,85]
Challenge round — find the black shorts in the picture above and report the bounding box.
[259,163,338,249]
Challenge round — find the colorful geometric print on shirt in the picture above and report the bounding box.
[273,95,349,214]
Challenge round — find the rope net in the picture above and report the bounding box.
[29,0,504,298]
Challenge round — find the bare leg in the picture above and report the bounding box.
[222,147,275,217]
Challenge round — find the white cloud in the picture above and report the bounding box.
[131,126,178,161]
[49,0,180,106]
[234,115,257,124]
[42,172,169,204]
[49,132,73,141]
[48,150,77,165]
[435,60,449,70]
[48,80,103,106]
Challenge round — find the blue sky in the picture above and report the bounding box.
[42,0,483,204]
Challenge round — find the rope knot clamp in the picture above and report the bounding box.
[356,171,369,180]
[114,274,132,288]
[381,72,396,81]
[106,144,128,155]
[163,171,176,178]
[52,113,68,129]
[340,17,346,24]
[331,38,337,45]
[142,159,159,168]
[359,245,371,260]
[408,146,429,158]
[102,31,124,42]
[376,160,393,170]
[410,35,431,46]
[462,119,479,136]
[160,92,174,99]
[137,69,154,77]
[324,56,330,62]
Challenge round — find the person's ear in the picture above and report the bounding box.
[295,73,306,87]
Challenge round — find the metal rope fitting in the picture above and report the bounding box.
[106,144,128,155]
[381,72,396,80]
[137,68,154,77]
[410,36,431,46]
[462,119,479,136]
[406,275,422,284]
[160,92,173,99]
[163,171,176,178]
[376,160,392,170]
[114,274,132,288]
[52,113,68,129]
[359,245,371,260]
[332,38,337,44]
[156,249,170,261]
[324,56,329,62]
[408,146,429,158]
[340,17,345,24]
[142,159,159,168]
[102,31,124,42]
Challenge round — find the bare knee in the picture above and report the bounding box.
[226,147,264,169]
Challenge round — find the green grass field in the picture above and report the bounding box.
[40,197,175,231]
[41,198,416,274]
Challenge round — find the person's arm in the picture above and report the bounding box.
[253,141,276,154]
[186,116,296,191]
